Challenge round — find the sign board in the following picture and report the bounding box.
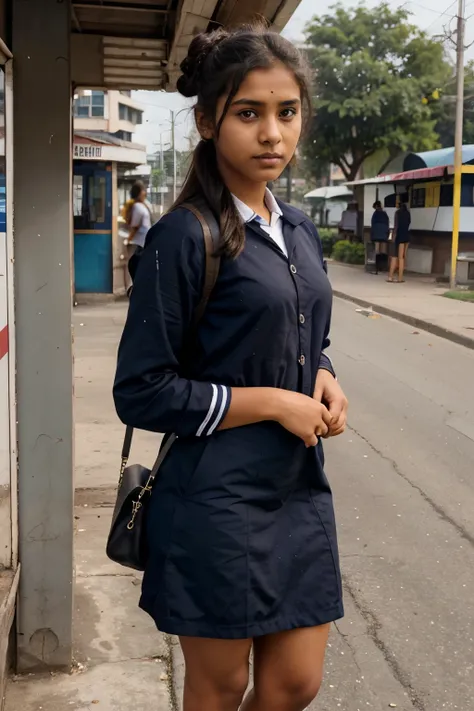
[74,144,102,159]
[73,142,147,166]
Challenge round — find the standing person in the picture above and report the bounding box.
[114,24,348,711]
[370,200,389,243]
[124,181,152,294]
[339,201,358,241]
[388,202,411,283]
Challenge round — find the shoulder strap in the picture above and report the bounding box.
[181,199,221,326]
[121,199,221,467]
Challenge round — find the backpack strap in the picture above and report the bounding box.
[120,199,221,468]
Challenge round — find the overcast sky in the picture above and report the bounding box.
[134,0,468,152]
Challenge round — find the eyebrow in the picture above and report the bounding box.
[231,98,301,107]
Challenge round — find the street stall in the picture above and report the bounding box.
[345,146,474,278]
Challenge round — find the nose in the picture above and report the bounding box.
[259,116,282,147]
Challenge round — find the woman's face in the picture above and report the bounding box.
[201,63,303,188]
[139,189,146,202]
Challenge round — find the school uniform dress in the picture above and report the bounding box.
[114,189,344,639]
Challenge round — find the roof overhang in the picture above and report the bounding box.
[71,0,303,90]
[346,165,450,187]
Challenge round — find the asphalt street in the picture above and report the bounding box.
[313,298,474,711]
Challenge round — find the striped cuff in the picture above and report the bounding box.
[196,384,232,437]
[319,352,336,379]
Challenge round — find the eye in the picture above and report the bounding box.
[238,109,258,120]
[280,108,297,119]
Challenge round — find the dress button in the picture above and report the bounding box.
[290,264,297,274]
[299,314,305,324]
[299,355,306,366]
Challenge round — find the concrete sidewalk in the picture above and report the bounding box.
[328,262,474,349]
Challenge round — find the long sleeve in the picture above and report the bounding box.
[303,220,336,379]
[113,209,231,438]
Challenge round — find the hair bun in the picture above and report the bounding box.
[177,29,229,98]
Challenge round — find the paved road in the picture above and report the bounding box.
[313,298,474,711]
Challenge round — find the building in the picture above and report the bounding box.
[348,147,474,276]
[72,90,147,294]
[0,0,304,696]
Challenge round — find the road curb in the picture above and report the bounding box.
[333,290,474,351]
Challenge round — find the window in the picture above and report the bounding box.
[74,90,105,119]
[118,103,143,125]
[88,175,106,223]
[73,175,84,217]
[411,187,426,208]
[440,184,454,206]
[115,130,132,142]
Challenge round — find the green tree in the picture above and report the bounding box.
[431,61,474,147]
[303,3,452,181]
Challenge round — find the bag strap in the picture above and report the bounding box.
[120,200,221,470]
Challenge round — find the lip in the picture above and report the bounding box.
[253,154,284,166]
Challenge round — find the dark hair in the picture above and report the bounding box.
[399,201,408,211]
[131,181,145,200]
[373,200,382,209]
[174,24,312,259]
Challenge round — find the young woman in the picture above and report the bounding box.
[388,202,411,283]
[114,25,348,711]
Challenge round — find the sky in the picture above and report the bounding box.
[133,0,472,153]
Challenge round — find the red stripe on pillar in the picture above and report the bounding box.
[0,325,8,360]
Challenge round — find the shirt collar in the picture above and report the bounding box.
[232,188,283,227]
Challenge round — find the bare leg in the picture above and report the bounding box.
[398,243,408,282]
[241,624,330,711]
[388,255,398,281]
[180,636,252,711]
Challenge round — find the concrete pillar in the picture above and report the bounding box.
[12,0,73,671]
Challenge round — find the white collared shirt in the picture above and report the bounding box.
[232,188,288,257]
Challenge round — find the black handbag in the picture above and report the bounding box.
[106,200,221,571]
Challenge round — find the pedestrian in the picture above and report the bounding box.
[123,180,152,294]
[338,201,358,241]
[113,23,348,711]
[370,200,390,243]
[387,201,411,283]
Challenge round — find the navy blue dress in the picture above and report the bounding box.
[114,201,344,639]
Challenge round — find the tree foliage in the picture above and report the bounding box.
[432,61,474,147]
[303,3,452,181]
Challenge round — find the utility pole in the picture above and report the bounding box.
[450,0,466,290]
[171,110,177,203]
[160,133,165,216]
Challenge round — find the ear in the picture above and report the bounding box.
[195,107,214,141]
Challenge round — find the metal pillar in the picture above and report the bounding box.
[12,0,74,671]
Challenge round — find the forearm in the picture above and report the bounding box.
[219,387,281,430]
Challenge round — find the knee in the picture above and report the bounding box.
[255,673,323,711]
[185,664,249,705]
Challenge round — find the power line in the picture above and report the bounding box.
[425,0,458,31]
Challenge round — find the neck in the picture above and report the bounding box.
[217,157,267,217]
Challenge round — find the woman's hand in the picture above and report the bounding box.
[276,390,333,448]
[313,370,348,437]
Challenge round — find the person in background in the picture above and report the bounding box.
[388,201,411,283]
[370,200,389,243]
[124,181,152,294]
[339,201,358,241]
